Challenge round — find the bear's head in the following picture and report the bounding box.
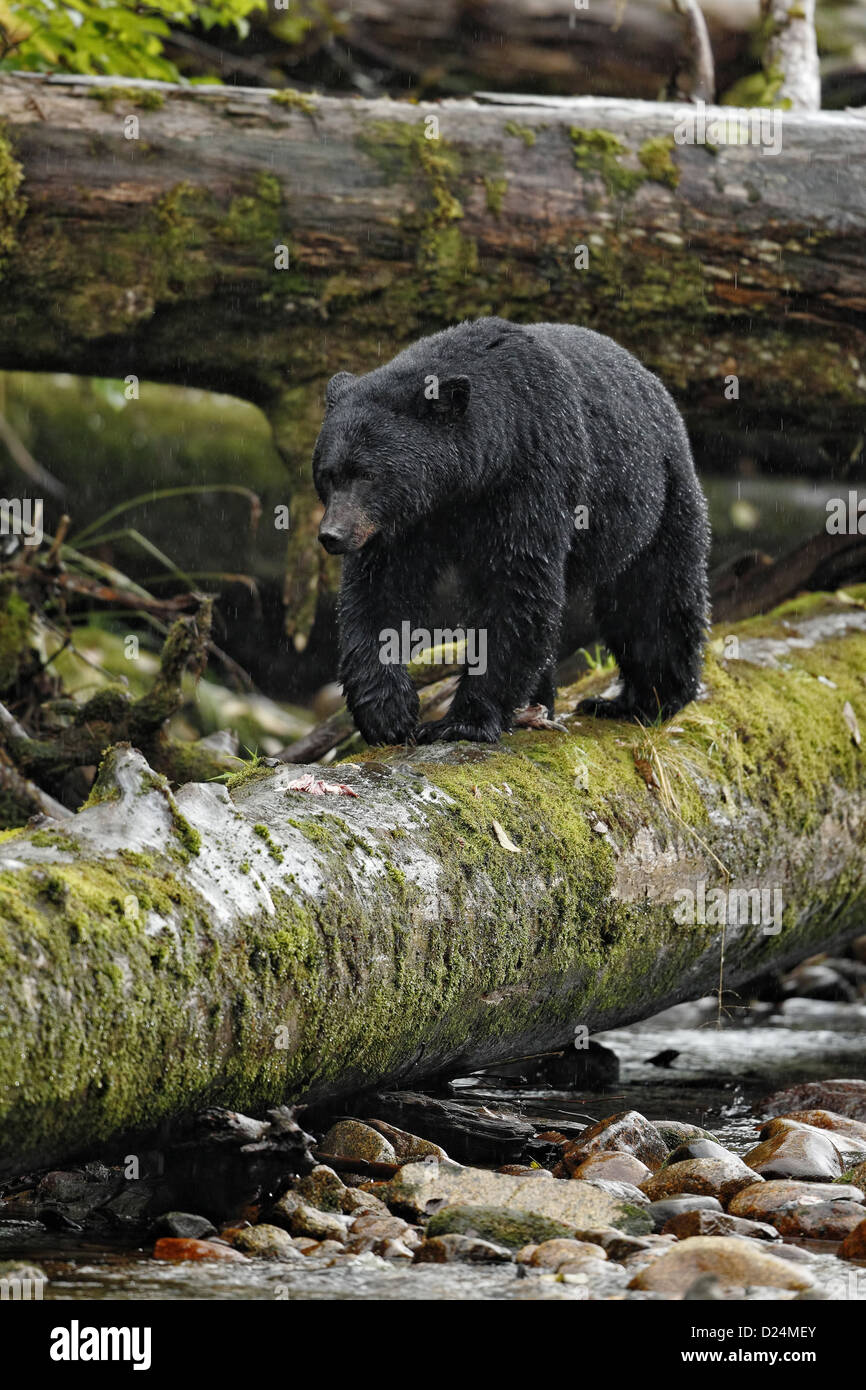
[312,367,471,554]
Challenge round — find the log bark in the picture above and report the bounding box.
[1,72,865,450]
[2,72,865,654]
[0,589,864,1176]
[249,0,755,103]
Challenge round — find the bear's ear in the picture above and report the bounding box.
[325,371,356,408]
[426,375,471,419]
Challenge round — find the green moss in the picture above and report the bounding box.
[721,66,793,109]
[570,128,643,197]
[355,118,481,317]
[253,822,284,863]
[504,121,537,147]
[0,584,31,693]
[1,594,865,1173]
[270,89,317,117]
[637,136,680,190]
[571,129,682,197]
[29,830,79,854]
[483,176,508,217]
[0,125,26,276]
[88,87,166,111]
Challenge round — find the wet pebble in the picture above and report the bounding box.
[268,1191,350,1243]
[773,1202,866,1241]
[661,1209,780,1242]
[627,1236,814,1295]
[415,1234,514,1264]
[568,1152,652,1186]
[654,1121,718,1150]
[728,1179,865,1225]
[365,1119,448,1164]
[149,1212,216,1240]
[318,1120,397,1166]
[524,1237,608,1270]
[560,1110,668,1174]
[743,1127,847,1181]
[762,1080,866,1123]
[641,1154,759,1204]
[153,1237,249,1263]
[647,1195,723,1230]
[838,1217,866,1260]
[231,1224,301,1259]
[344,1213,421,1256]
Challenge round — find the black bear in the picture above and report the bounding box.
[312,317,709,745]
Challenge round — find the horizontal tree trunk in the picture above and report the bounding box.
[1,72,865,453]
[0,590,864,1176]
[2,73,865,651]
[252,0,752,102]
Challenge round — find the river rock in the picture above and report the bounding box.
[648,1195,723,1230]
[580,1178,651,1204]
[345,1213,421,1255]
[0,1261,47,1289]
[153,1237,249,1262]
[301,1239,346,1259]
[743,1128,847,1181]
[662,1209,780,1241]
[767,1110,866,1144]
[560,1110,668,1173]
[762,1080,866,1122]
[627,1236,814,1295]
[641,1155,759,1203]
[294,1165,346,1212]
[755,1117,866,1166]
[366,1119,448,1163]
[414,1234,514,1264]
[845,1161,866,1194]
[268,1191,350,1242]
[772,1202,866,1241]
[655,1121,718,1150]
[838,1217,866,1259]
[231,1224,299,1258]
[663,1139,736,1166]
[149,1211,216,1240]
[427,1203,585,1249]
[728,1180,865,1224]
[527,1238,608,1270]
[586,1229,677,1261]
[382,1160,652,1233]
[568,1151,652,1186]
[339,1189,389,1216]
[318,1120,397,1166]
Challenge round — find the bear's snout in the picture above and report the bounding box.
[319,526,349,555]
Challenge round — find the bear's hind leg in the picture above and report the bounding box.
[578,494,709,723]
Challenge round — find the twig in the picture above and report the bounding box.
[0,412,67,500]
[671,0,716,103]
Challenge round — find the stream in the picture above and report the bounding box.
[5,995,865,1302]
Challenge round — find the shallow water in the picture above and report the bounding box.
[4,1001,866,1301]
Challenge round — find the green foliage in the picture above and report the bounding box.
[0,1,265,79]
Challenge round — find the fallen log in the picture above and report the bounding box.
[0,589,864,1176]
[1,73,865,445]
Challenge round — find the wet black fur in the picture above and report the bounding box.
[311,316,710,745]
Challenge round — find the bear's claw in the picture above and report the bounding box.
[414,717,501,744]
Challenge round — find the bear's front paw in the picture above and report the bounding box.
[414,714,502,745]
[352,697,418,747]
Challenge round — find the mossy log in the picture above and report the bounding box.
[1,72,865,459]
[0,590,865,1176]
